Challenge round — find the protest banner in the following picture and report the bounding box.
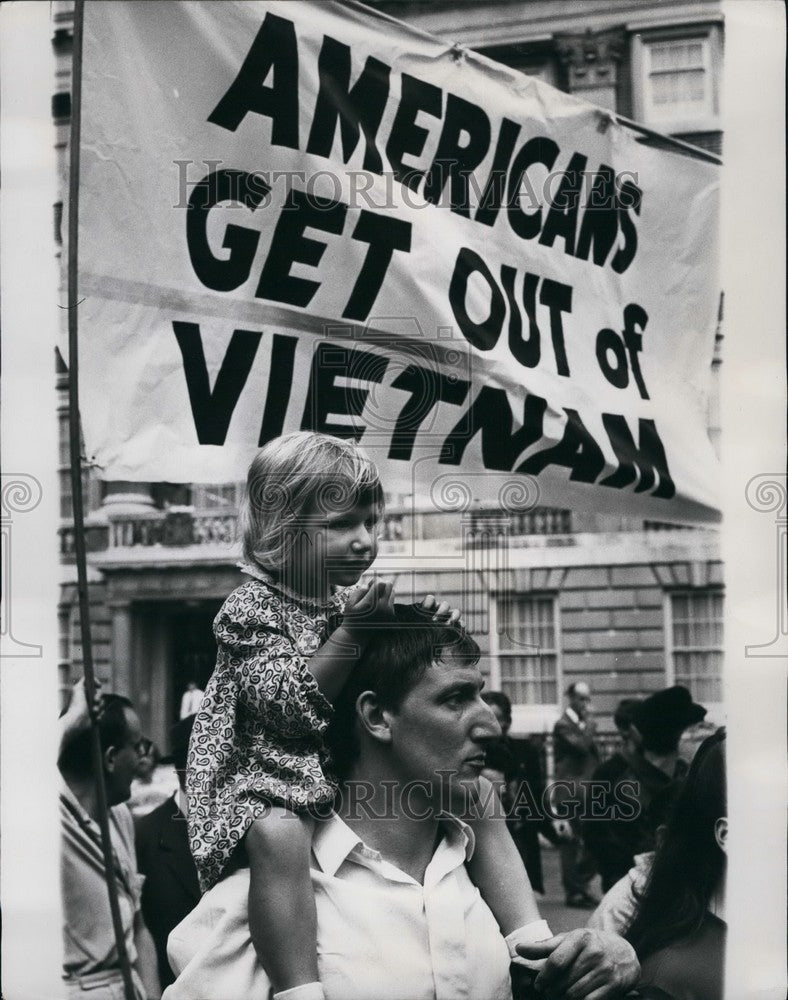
[77,0,721,521]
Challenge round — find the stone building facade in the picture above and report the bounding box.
[53,0,725,753]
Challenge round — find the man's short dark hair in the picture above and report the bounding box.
[326,604,480,779]
[58,693,134,778]
[482,690,512,723]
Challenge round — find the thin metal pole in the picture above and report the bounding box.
[67,4,138,999]
[614,112,723,165]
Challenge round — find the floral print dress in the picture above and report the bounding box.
[187,567,349,892]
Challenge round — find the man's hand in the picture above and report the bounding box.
[516,928,640,1000]
[420,594,463,628]
[58,677,103,758]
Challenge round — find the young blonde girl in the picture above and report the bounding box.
[187,431,549,1000]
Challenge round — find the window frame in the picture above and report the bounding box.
[190,482,244,512]
[490,591,562,733]
[631,23,722,134]
[664,586,724,714]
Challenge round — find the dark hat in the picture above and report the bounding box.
[160,713,197,770]
[632,686,706,738]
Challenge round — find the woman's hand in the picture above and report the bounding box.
[420,594,463,628]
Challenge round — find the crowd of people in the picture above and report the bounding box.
[58,432,727,1000]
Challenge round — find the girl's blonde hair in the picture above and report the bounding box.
[240,431,383,574]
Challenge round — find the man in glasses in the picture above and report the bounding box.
[58,681,160,1000]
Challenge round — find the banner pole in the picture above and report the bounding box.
[66,4,138,1000]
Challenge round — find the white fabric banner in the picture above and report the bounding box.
[78,0,721,521]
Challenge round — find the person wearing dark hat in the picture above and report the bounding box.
[135,714,201,990]
[587,686,707,893]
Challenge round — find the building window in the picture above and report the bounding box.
[470,507,572,537]
[667,589,723,703]
[191,482,243,510]
[632,25,722,134]
[496,594,559,705]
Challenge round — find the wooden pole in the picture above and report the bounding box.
[66,4,138,999]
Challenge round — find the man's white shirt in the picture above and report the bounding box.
[165,812,512,1000]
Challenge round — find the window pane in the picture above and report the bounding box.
[652,69,705,106]
[652,41,704,72]
[670,590,723,702]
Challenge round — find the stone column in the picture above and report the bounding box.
[555,28,626,112]
[109,601,133,698]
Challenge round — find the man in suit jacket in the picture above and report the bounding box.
[135,715,201,989]
[552,681,600,908]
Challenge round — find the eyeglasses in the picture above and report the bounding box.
[133,738,153,757]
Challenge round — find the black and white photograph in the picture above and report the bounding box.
[0,2,785,999]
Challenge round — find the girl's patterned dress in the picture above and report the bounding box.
[187,567,349,892]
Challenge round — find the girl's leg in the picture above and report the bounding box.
[245,807,318,993]
[466,776,542,936]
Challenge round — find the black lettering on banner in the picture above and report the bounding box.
[611,179,642,274]
[595,303,650,399]
[385,73,443,192]
[388,365,470,461]
[343,210,412,321]
[207,12,300,149]
[506,136,560,240]
[474,117,521,227]
[440,388,547,470]
[449,248,505,351]
[301,342,389,439]
[539,278,573,377]
[600,414,675,499]
[256,187,347,306]
[186,169,271,292]
[306,36,391,173]
[423,94,492,215]
[575,164,619,268]
[622,303,650,400]
[502,266,540,369]
[519,407,605,482]
[258,334,299,445]
[173,322,262,445]
[539,152,587,256]
[596,327,629,389]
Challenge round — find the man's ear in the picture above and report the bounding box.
[714,816,728,854]
[356,691,393,745]
[103,745,118,774]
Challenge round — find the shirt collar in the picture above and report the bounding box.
[60,779,97,830]
[565,707,581,726]
[311,812,475,879]
[237,561,345,609]
[312,813,366,877]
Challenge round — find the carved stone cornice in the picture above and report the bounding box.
[554,27,626,98]
[555,27,626,70]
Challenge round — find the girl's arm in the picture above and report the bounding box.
[467,776,553,954]
[307,579,394,703]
